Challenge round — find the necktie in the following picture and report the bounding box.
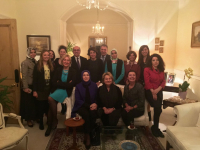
[77,57,80,69]
[102,56,105,62]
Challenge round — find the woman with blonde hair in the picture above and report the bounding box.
[98,72,122,127]
[45,54,76,136]
[33,50,54,130]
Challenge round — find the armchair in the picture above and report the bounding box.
[166,102,200,150]
[0,103,29,150]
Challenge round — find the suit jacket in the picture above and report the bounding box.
[51,67,76,97]
[71,56,88,84]
[33,64,54,92]
[98,54,110,66]
[21,57,36,89]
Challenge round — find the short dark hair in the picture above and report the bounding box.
[87,47,98,56]
[126,51,137,60]
[127,70,137,77]
[58,45,67,53]
[146,53,165,72]
[100,44,108,49]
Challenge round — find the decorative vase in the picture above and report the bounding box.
[179,91,187,99]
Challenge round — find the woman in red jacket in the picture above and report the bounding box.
[144,53,165,138]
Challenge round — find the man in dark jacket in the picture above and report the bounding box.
[98,44,110,66]
[71,46,88,84]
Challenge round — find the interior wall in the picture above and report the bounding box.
[0,0,17,18]
[174,0,200,100]
[66,9,129,60]
[0,0,179,73]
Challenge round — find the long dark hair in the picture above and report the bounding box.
[49,50,55,61]
[146,53,165,72]
[138,45,150,65]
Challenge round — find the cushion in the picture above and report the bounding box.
[167,126,200,150]
[0,127,28,149]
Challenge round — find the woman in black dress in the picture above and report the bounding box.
[98,72,122,126]
[87,47,104,86]
[20,47,37,127]
[33,50,54,130]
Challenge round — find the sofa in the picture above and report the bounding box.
[166,102,200,150]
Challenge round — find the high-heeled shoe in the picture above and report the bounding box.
[27,121,33,127]
[45,126,52,137]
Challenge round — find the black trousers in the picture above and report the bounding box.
[145,90,163,129]
[100,109,121,126]
[78,106,98,134]
[37,100,49,123]
[121,109,144,126]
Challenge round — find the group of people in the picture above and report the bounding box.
[20,44,166,149]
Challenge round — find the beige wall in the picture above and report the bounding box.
[0,0,179,72]
[0,0,17,18]
[174,0,200,100]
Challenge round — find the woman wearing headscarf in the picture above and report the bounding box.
[105,48,125,85]
[20,47,37,127]
[71,70,98,149]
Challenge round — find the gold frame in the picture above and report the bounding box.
[191,21,200,47]
[88,36,107,48]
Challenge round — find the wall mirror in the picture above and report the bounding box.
[88,36,107,56]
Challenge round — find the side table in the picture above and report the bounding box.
[65,118,85,150]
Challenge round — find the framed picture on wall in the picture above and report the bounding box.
[27,35,51,55]
[160,40,164,46]
[155,45,159,50]
[191,21,200,47]
[159,47,164,53]
[155,37,160,44]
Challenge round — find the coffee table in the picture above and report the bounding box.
[64,118,85,150]
[100,126,140,150]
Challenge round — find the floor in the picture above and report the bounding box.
[8,92,177,150]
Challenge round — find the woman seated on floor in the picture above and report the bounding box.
[45,54,76,137]
[98,72,123,127]
[121,70,145,129]
[71,70,98,149]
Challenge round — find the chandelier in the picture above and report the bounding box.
[92,9,104,35]
[96,38,104,44]
[76,0,108,10]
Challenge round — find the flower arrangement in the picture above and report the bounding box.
[179,68,193,92]
[66,41,75,57]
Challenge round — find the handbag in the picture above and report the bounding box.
[90,123,101,146]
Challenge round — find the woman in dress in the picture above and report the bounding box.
[71,70,98,149]
[33,50,54,130]
[124,51,141,84]
[121,70,145,128]
[54,45,67,114]
[45,54,76,136]
[144,53,165,138]
[137,45,151,120]
[105,48,125,85]
[98,72,123,126]
[20,47,37,127]
[87,47,104,86]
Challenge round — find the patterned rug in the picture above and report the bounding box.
[46,127,165,150]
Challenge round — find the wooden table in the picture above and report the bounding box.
[65,118,85,150]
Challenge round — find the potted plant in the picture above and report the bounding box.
[179,68,193,99]
[0,77,13,111]
[66,41,75,57]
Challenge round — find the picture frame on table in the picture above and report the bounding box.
[167,73,176,85]
[27,35,51,55]
[191,21,200,47]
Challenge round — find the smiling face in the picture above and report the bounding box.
[42,51,50,62]
[29,49,36,59]
[73,46,81,57]
[62,56,71,68]
[111,50,117,59]
[82,72,90,82]
[129,53,136,62]
[141,47,149,57]
[127,72,136,82]
[104,75,113,86]
[90,50,97,60]
[59,49,66,58]
[100,46,107,56]
[152,56,159,68]
[49,51,54,59]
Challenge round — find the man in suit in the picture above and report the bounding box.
[71,46,88,84]
[99,44,110,66]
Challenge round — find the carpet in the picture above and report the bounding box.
[46,127,165,150]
